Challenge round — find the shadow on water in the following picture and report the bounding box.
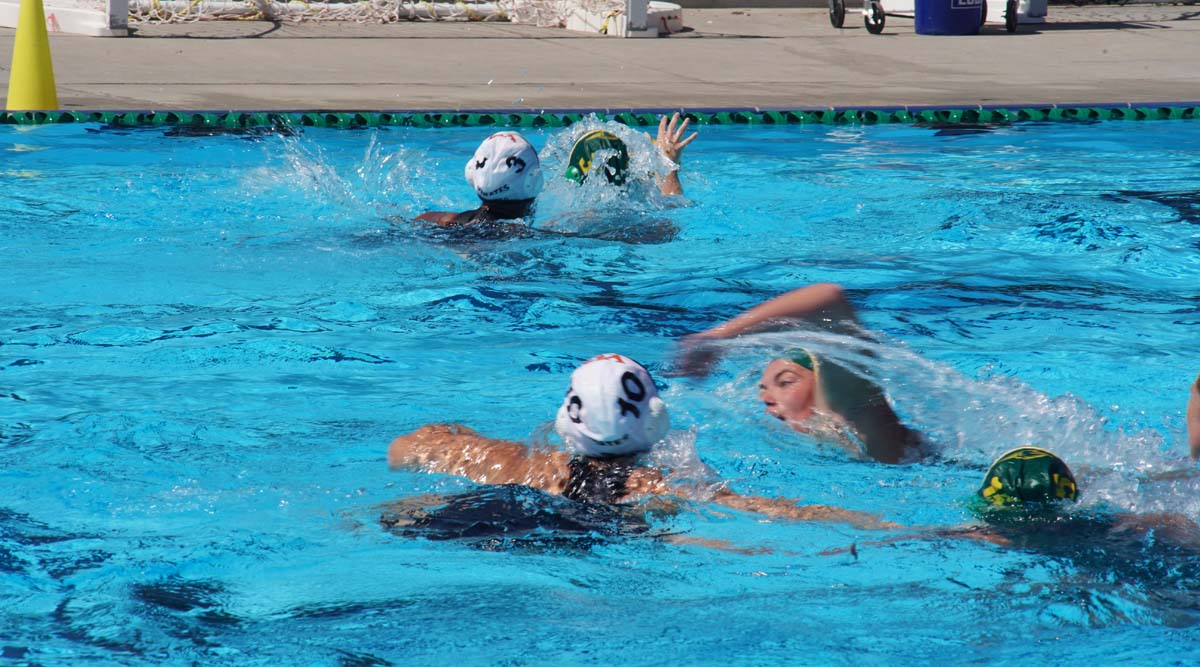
[378,484,660,553]
[1103,189,1200,224]
[949,511,1200,626]
[50,577,241,658]
[916,123,1006,137]
[355,209,679,253]
[131,578,242,630]
[0,508,109,579]
[85,123,301,140]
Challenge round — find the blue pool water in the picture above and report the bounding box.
[2,118,1200,665]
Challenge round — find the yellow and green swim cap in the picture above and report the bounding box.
[978,446,1079,507]
[564,130,630,185]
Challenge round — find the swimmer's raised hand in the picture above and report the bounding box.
[653,112,699,163]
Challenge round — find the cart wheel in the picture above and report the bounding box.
[1005,0,1018,31]
[864,1,885,33]
[980,0,987,27]
[829,0,846,28]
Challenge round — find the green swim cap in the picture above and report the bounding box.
[785,348,815,371]
[564,130,630,185]
[978,446,1079,507]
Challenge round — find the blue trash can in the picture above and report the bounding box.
[915,0,983,34]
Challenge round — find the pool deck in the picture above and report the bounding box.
[0,5,1198,111]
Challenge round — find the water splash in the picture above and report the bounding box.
[272,130,441,223]
[680,327,1200,518]
[533,116,684,238]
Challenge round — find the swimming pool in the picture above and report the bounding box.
[2,116,1199,665]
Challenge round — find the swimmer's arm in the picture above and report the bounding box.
[414,211,458,225]
[707,283,858,338]
[709,488,901,530]
[676,283,857,377]
[1188,373,1200,460]
[640,472,900,530]
[816,360,923,464]
[387,424,571,495]
[659,171,684,197]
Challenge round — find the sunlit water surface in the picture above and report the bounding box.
[2,119,1199,665]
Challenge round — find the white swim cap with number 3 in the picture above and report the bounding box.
[464,131,543,202]
[555,354,671,458]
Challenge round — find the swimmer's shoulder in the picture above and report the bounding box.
[812,356,924,464]
[414,210,457,225]
[413,208,490,227]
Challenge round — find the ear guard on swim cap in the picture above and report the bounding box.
[978,446,1079,507]
[464,131,544,202]
[564,130,630,186]
[555,354,670,458]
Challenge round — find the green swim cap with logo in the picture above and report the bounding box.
[978,446,1079,507]
[564,130,630,186]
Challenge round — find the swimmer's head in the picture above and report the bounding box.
[978,446,1080,508]
[564,130,630,186]
[758,353,819,429]
[556,353,670,458]
[464,132,544,202]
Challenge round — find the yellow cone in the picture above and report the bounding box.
[6,0,59,111]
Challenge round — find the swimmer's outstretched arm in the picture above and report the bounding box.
[389,424,673,501]
[388,424,573,495]
[676,283,857,376]
[700,282,857,339]
[653,112,698,197]
[1189,374,1200,460]
[709,488,901,531]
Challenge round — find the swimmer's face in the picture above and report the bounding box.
[759,358,817,429]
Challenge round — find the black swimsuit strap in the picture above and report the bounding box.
[448,199,535,227]
[563,456,635,505]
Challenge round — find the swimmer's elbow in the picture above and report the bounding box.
[810,282,845,299]
[387,435,414,469]
[808,283,853,318]
[387,423,474,469]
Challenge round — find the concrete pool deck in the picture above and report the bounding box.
[0,4,1198,111]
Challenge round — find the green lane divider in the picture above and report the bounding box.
[2,107,1197,129]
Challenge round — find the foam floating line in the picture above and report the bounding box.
[2,107,1198,128]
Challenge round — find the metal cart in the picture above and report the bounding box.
[829,0,1021,33]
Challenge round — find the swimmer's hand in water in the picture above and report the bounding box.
[672,332,723,378]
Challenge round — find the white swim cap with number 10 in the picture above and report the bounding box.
[464,131,543,202]
[555,354,670,458]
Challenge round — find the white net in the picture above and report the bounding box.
[126,0,623,27]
